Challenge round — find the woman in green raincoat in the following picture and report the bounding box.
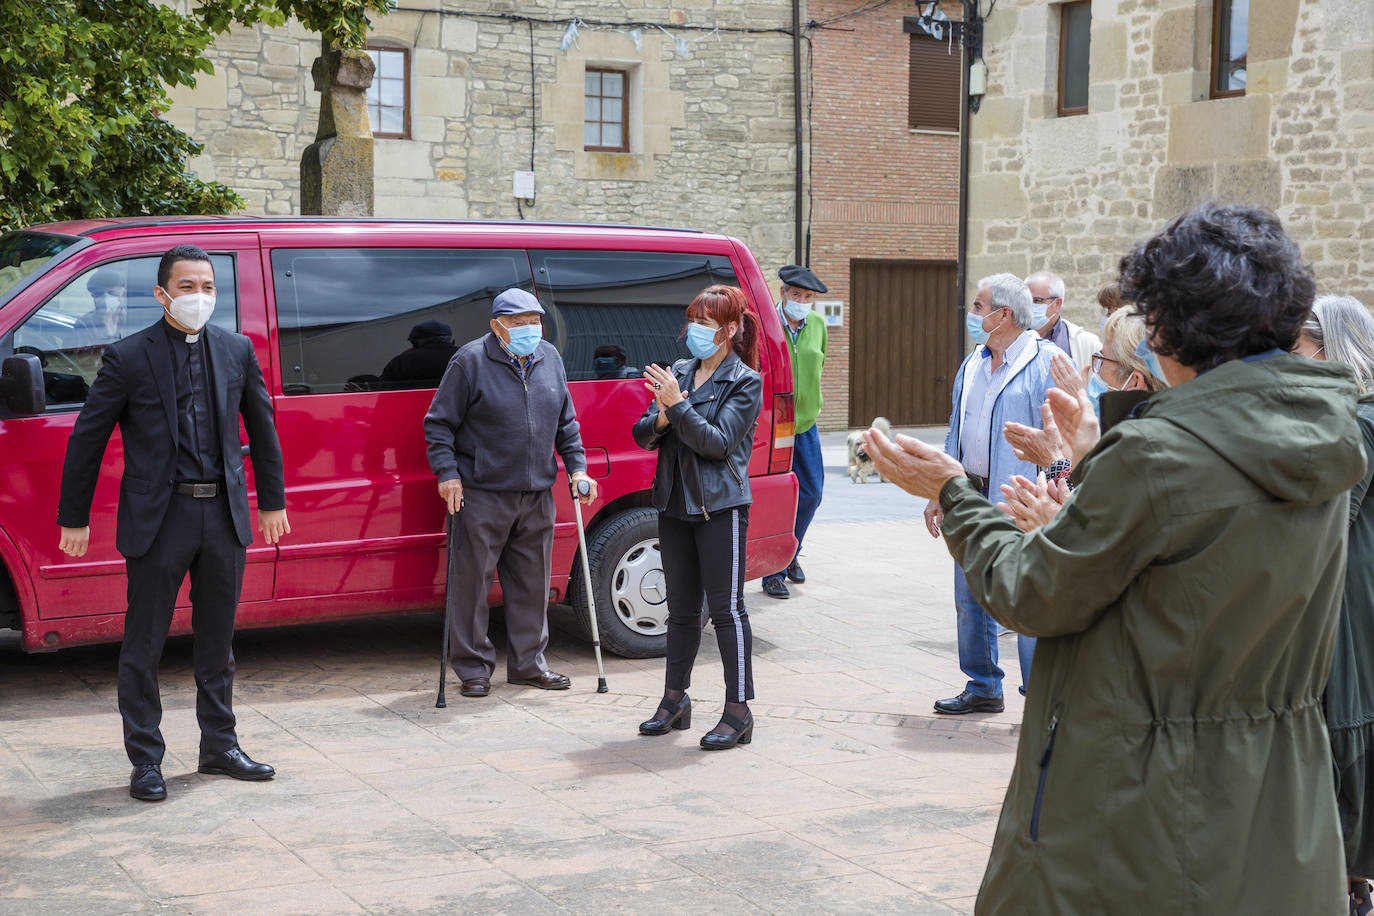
[866,203,1366,915]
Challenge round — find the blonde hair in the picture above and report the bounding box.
[1101,309,1160,391]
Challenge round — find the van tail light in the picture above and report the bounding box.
[770,392,795,474]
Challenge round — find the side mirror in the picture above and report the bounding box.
[0,354,46,414]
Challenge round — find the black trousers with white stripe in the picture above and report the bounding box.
[657,507,754,702]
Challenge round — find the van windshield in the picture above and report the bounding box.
[0,231,80,301]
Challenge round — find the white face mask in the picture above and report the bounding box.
[163,290,215,332]
[99,293,123,313]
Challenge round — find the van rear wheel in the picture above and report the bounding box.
[570,508,668,659]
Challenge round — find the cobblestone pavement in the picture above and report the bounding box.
[0,431,1025,915]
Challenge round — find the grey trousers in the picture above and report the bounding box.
[445,487,555,681]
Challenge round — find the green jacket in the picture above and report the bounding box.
[938,354,1366,914]
[783,309,826,435]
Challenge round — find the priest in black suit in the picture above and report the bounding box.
[57,244,290,802]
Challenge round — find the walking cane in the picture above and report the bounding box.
[571,478,609,693]
[436,510,458,708]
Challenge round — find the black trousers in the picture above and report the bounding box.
[657,507,754,702]
[445,488,555,681]
[119,491,245,766]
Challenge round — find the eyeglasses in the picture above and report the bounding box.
[1090,353,1120,375]
[1032,296,1060,304]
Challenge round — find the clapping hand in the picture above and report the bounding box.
[997,472,1070,532]
[1004,400,1067,468]
[1050,353,1086,398]
[642,364,684,409]
[1047,386,1101,464]
[863,428,965,502]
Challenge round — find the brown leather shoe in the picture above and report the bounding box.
[507,670,571,690]
[460,677,490,698]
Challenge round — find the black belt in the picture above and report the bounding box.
[174,481,223,498]
[965,473,989,493]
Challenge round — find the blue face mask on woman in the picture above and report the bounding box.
[686,321,722,359]
[1134,337,1168,386]
[501,320,542,357]
[1085,369,1116,416]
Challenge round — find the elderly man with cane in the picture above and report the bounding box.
[424,288,597,700]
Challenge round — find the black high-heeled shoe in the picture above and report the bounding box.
[639,694,691,735]
[700,710,753,750]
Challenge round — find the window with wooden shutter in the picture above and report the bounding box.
[908,33,961,133]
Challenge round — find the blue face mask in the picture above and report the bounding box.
[966,310,993,346]
[782,299,811,322]
[593,357,619,375]
[1134,337,1168,386]
[1030,299,1049,329]
[1084,370,1116,416]
[502,321,542,357]
[686,321,722,359]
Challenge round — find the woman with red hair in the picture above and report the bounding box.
[632,285,763,750]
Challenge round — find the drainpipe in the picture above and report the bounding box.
[955,15,971,349]
[793,0,804,265]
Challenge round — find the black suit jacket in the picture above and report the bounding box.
[57,321,286,559]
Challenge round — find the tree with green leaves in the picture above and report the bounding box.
[0,0,390,231]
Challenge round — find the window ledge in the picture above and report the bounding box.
[909,128,959,136]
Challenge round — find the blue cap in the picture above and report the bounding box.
[492,288,545,317]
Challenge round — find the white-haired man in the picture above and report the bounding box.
[926,274,1064,714]
[1026,270,1101,370]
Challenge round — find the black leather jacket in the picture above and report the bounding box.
[632,352,762,518]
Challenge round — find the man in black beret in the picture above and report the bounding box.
[763,265,828,599]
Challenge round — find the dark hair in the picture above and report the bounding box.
[157,244,213,290]
[1096,281,1123,316]
[686,285,759,370]
[1118,202,1315,371]
[593,344,627,364]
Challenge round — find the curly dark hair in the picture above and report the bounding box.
[1118,202,1315,370]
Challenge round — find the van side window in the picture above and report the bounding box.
[271,248,534,395]
[8,255,238,410]
[529,250,739,381]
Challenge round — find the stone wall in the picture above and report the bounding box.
[967,0,1374,330]
[163,0,803,306]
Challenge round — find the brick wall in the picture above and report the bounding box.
[803,1,961,430]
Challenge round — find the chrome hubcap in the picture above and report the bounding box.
[610,538,667,637]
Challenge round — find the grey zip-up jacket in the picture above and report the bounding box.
[424,333,586,491]
[633,352,761,518]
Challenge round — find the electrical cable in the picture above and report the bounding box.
[807,0,903,28]
[390,7,792,36]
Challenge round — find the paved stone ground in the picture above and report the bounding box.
[0,430,1026,915]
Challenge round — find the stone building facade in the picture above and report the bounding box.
[966,0,1374,330]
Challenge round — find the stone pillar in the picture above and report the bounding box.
[300,40,375,216]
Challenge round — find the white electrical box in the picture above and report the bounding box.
[513,171,536,200]
[817,300,844,327]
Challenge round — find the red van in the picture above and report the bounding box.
[0,218,798,657]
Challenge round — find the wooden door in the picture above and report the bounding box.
[849,260,959,427]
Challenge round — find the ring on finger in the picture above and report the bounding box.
[652,382,662,390]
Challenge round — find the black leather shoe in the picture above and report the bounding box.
[198,746,275,781]
[786,560,806,583]
[129,764,166,802]
[460,677,490,698]
[933,691,1004,715]
[639,694,691,735]
[762,577,789,599]
[508,670,571,690]
[700,710,753,750]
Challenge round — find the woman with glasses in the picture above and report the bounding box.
[1294,294,1374,916]
[632,285,763,750]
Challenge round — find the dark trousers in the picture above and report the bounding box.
[766,424,823,581]
[119,492,245,766]
[658,507,754,702]
[445,487,555,681]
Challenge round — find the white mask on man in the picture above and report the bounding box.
[163,291,216,334]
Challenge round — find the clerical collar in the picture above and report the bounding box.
[163,318,200,344]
